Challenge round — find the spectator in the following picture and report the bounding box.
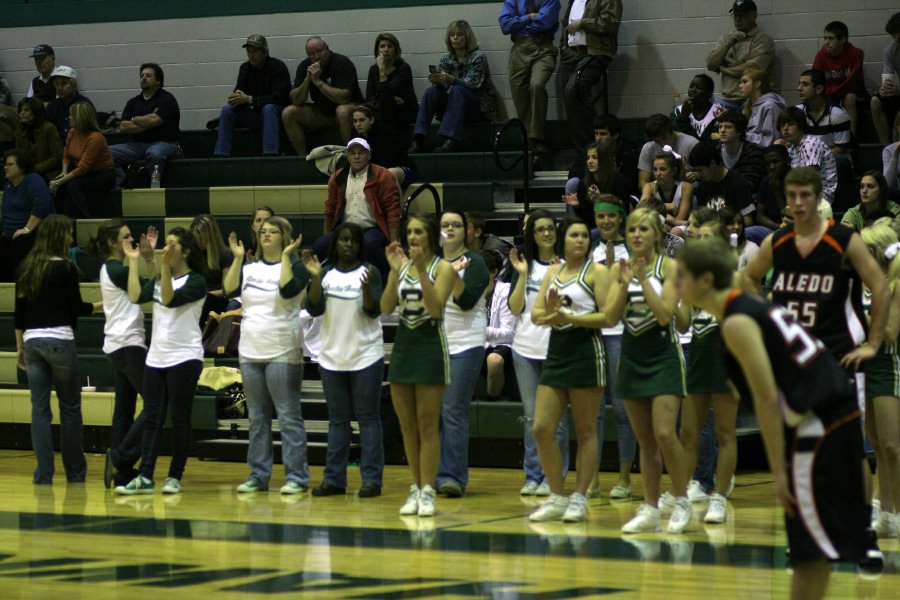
[566,139,629,225]
[314,137,400,279]
[26,44,56,104]
[671,74,723,142]
[410,20,499,153]
[637,114,698,189]
[753,144,790,234]
[593,114,640,195]
[245,206,274,262]
[499,0,561,155]
[1,149,55,281]
[351,105,418,189]
[50,102,114,218]
[719,206,758,270]
[0,76,17,154]
[871,12,900,146]
[813,21,866,138]
[559,0,622,154]
[214,35,290,157]
[282,36,364,156]
[716,109,765,190]
[465,211,514,261]
[481,249,515,401]
[740,67,785,148]
[705,0,775,112]
[14,97,62,180]
[796,69,851,153]
[639,150,694,233]
[109,63,181,189]
[885,119,900,193]
[45,66,93,140]
[364,33,418,139]
[688,141,755,225]
[776,107,838,203]
[189,214,233,323]
[841,172,900,231]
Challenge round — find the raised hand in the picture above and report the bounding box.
[283,234,303,258]
[452,256,470,273]
[360,265,376,289]
[161,242,177,267]
[563,192,579,207]
[300,249,322,278]
[605,240,615,266]
[632,256,648,283]
[385,241,408,273]
[408,244,427,268]
[509,248,528,275]
[618,257,633,284]
[587,184,601,202]
[228,232,245,260]
[123,242,141,262]
[143,225,158,251]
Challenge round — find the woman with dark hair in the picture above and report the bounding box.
[115,227,207,495]
[246,206,274,262]
[364,33,418,133]
[720,206,759,270]
[564,140,630,225]
[88,218,158,488]
[303,222,385,498]
[639,150,694,234]
[14,96,62,180]
[381,213,457,516]
[842,171,900,231]
[49,102,114,217]
[224,216,310,495]
[16,214,101,483]
[190,213,233,322]
[409,20,498,153]
[352,105,418,189]
[1,148,55,281]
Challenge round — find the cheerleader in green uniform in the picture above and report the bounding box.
[606,207,691,534]
[528,218,611,523]
[860,221,900,538]
[381,214,458,518]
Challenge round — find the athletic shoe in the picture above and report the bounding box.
[687,480,709,503]
[535,482,551,496]
[622,504,662,533]
[103,449,115,490]
[437,481,463,498]
[311,482,346,497]
[161,478,181,494]
[520,481,541,496]
[399,485,420,515]
[871,499,882,528]
[667,497,693,534]
[873,511,898,539]
[529,494,569,522]
[856,529,884,579]
[704,493,727,524]
[609,483,632,500]
[724,475,735,498]
[658,491,677,516]
[586,476,600,499]
[418,485,437,517]
[115,475,154,496]
[562,493,588,523]
[358,482,382,498]
[236,479,267,493]
[280,482,308,495]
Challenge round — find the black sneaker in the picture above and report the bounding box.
[437,481,463,498]
[358,482,382,498]
[311,482,346,497]
[857,528,884,579]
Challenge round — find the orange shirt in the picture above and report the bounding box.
[63,129,113,177]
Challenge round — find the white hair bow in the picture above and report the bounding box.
[662,144,682,160]
[885,242,900,260]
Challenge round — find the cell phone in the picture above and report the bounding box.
[429,65,439,75]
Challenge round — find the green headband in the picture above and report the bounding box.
[594,202,624,214]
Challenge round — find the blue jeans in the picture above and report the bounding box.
[24,337,86,483]
[413,84,483,142]
[215,104,283,156]
[603,334,636,464]
[437,345,485,489]
[694,412,717,491]
[512,350,569,485]
[106,346,147,473]
[313,227,389,283]
[319,360,385,487]
[241,360,309,487]
[138,360,202,482]
[109,141,180,188]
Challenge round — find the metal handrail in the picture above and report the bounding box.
[493,118,530,214]
[401,182,442,221]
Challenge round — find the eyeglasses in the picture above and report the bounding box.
[441,222,464,229]
[534,226,555,234]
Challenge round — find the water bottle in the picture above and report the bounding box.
[730,233,739,248]
[150,164,161,189]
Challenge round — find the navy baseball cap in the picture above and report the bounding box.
[730,0,758,13]
[29,44,54,58]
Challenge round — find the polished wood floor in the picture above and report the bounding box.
[0,450,897,599]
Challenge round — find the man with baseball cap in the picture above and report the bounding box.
[27,44,56,103]
[314,137,399,278]
[45,65,94,139]
[705,0,775,111]
[214,34,291,156]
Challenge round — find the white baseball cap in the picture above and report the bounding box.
[49,65,78,80]
[346,137,371,151]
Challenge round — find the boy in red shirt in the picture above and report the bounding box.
[812,21,865,138]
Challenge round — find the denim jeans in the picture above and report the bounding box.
[437,345,486,489]
[313,227,389,283]
[138,360,203,482]
[24,337,86,483]
[512,350,569,485]
[109,141,180,189]
[413,84,483,142]
[215,104,283,156]
[241,360,309,487]
[106,346,147,472]
[319,360,385,487]
[603,334,636,464]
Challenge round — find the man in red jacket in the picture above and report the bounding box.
[314,137,400,279]
[812,21,865,138]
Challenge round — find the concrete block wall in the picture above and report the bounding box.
[0,1,895,130]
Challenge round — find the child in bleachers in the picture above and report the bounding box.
[481,249,515,402]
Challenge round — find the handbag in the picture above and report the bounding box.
[201,311,242,357]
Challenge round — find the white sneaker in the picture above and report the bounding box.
[417,484,437,517]
[609,483,632,500]
[399,485,420,515]
[871,498,882,528]
[658,491,677,516]
[704,493,727,524]
[667,497,693,533]
[622,504,662,533]
[562,493,587,522]
[873,511,898,539]
[520,481,541,496]
[161,478,181,494]
[586,476,601,499]
[535,482,551,496]
[724,475,735,498]
[529,494,569,522]
[687,480,709,503]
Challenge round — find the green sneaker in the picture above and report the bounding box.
[280,481,308,495]
[236,479,267,493]
[115,475,154,496]
[161,478,182,494]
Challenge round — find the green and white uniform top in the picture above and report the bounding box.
[100,259,147,354]
[510,260,554,360]
[550,259,598,330]
[623,254,677,339]
[690,307,719,339]
[592,238,628,336]
[443,251,490,355]
[397,255,443,328]
[864,286,896,355]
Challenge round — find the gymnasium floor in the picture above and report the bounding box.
[0,450,897,599]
